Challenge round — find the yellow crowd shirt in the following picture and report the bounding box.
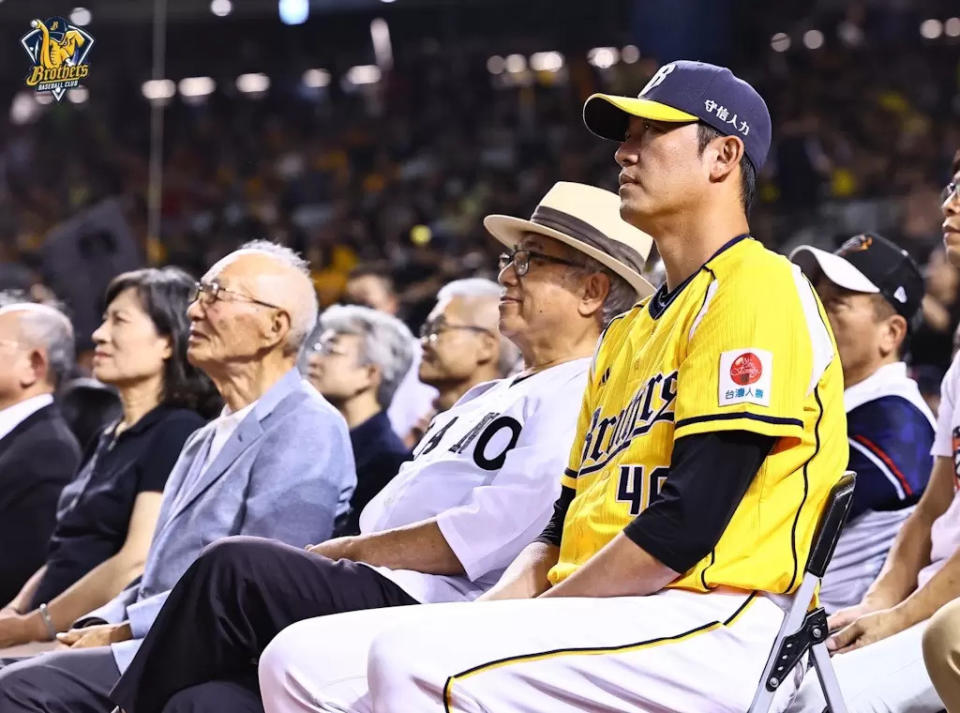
[548,236,848,594]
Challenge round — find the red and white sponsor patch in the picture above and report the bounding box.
[719,349,772,407]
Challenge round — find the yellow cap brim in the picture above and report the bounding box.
[583,93,698,142]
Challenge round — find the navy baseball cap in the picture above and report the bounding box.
[791,233,925,329]
[583,60,773,170]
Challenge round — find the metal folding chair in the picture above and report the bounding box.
[747,471,857,713]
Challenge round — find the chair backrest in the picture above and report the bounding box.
[805,471,856,578]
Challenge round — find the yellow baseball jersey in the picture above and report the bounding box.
[548,236,848,594]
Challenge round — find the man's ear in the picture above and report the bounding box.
[709,135,746,183]
[881,314,908,358]
[269,310,292,347]
[577,272,610,320]
[21,348,47,389]
[475,331,498,365]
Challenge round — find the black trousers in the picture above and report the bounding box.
[109,536,419,713]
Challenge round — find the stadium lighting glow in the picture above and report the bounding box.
[346,65,381,85]
[770,32,791,52]
[67,87,89,103]
[10,92,42,125]
[35,93,54,105]
[278,0,308,26]
[69,7,92,26]
[587,47,619,69]
[210,0,232,17]
[505,54,527,73]
[371,18,394,69]
[178,76,216,97]
[236,73,270,94]
[530,52,563,72]
[621,45,640,64]
[802,29,824,49]
[142,79,176,101]
[837,21,863,46]
[302,69,331,88]
[920,19,944,39]
[380,0,396,3]
[486,55,505,75]
[946,17,960,37]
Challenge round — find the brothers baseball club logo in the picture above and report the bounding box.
[729,352,763,386]
[21,16,94,101]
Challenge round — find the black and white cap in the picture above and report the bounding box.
[790,233,924,328]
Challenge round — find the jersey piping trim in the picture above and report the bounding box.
[849,435,911,498]
[647,234,751,321]
[441,591,758,712]
[786,386,821,592]
[675,413,803,429]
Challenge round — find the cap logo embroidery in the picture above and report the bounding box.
[838,235,872,255]
[704,100,750,135]
[894,286,907,303]
[640,62,676,96]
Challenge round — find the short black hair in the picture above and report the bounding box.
[697,123,757,214]
[104,267,221,418]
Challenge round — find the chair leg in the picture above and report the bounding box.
[810,642,848,713]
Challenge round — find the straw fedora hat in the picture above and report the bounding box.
[483,182,655,298]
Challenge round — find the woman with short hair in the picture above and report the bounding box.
[0,267,219,646]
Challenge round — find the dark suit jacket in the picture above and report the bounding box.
[0,403,81,603]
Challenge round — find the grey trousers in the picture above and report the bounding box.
[0,648,120,713]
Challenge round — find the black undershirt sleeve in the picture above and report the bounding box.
[623,430,775,574]
[535,485,576,548]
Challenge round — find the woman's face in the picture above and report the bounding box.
[91,287,172,388]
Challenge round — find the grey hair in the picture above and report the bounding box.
[0,301,75,388]
[237,240,318,354]
[572,256,638,327]
[436,278,519,377]
[317,304,414,409]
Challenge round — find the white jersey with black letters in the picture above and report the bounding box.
[359,357,590,604]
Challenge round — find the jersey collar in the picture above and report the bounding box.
[648,233,751,320]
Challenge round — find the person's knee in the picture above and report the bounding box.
[367,624,439,699]
[196,536,279,578]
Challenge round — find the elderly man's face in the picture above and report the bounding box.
[418,295,499,387]
[186,254,285,370]
[497,234,591,342]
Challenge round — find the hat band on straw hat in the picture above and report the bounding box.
[531,206,648,274]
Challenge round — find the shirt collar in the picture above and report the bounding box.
[843,361,928,418]
[0,393,54,442]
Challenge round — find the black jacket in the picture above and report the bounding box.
[0,403,81,603]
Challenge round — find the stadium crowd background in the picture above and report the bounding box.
[0,0,958,371]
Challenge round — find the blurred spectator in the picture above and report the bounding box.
[792,234,934,613]
[343,265,439,446]
[0,301,81,607]
[0,242,355,709]
[0,268,214,648]
[914,248,960,372]
[304,305,413,537]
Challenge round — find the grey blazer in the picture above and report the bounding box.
[79,369,355,672]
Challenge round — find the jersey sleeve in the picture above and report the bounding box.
[673,265,835,441]
[846,396,934,518]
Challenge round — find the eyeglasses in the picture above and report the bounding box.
[190,281,283,310]
[419,320,493,344]
[498,247,584,277]
[943,181,960,204]
[310,339,351,357]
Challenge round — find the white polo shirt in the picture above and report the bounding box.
[359,357,590,604]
